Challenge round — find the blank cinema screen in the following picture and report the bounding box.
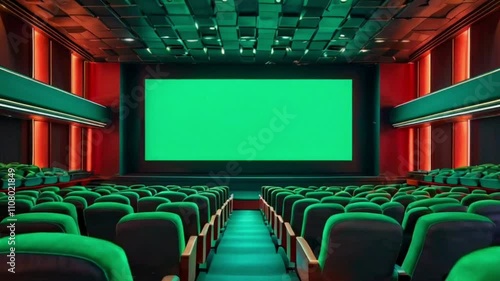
[145,79,352,161]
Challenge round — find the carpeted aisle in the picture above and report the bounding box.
[197,210,299,281]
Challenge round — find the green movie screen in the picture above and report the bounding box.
[145,79,352,161]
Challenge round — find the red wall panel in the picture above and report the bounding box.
[470,9,500,77]
[379,63,416,177]
[32,29,49,167]
[86,63,120,176]
[70,54,84,170]
[418,54,432,171]
[453,29,470,168]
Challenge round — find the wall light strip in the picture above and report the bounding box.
[0,98,107,127]
[393,99,500,127]
[1,66,107,109]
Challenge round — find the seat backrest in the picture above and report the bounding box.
[66,191,101,205]
[302,203,344,257]
[370,197,391,205]
[392,195,416,209]
[282,194,305,222]
[95,194,131,205]
[183,194,210,226]
[446,247,500,281]
[116,212,185,280]
[39,186,60,192]
[157,202,200,242]
[137,197,170,212]
[345,202,382,214]
[321,196,351,206]
[83,202,134,242]
[381,202,405,224]
[275,192,294,216]
[177,188,197,196]
[0,213,79,237]
[16,190,39,198]
[147,185,169,193]
[318,213,402,281]
[451,187,470,193]
[407,198,459,211]
[429,203,467,213]
[0,198,34,222]
[270,189,287,209]
[402,213,494,281]
[461,194,491,207]
[117,192,140,211]
[156,191,188,202]
[290,198,320,234]
[198,192,217,216]
[31,202,79,227]
[468,200,500,245]
[305,191,334,201]
[334,191,352,198]
[127,189,153,198]
[0,233,133,281]
[94,189,112,196]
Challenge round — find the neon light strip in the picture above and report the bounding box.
[0,98,106,127]
[393,99,500,127]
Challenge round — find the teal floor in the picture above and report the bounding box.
[197,210,299,281]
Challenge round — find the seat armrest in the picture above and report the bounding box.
[197,223,210,263]
[180,236,197,281]
[161,275,180,281]
[215,211,222,239]
[393,265,411,281]
[277,215,284,246]
[296,237,321,281]
[210,215,217,244]
[285,222,296,263]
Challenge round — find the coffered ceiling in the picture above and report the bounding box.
[2,0,496,63]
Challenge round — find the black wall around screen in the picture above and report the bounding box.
[120,64,380,176]
[471,116,500,165]
[0,116,31,164]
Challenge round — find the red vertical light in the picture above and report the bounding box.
[32,29,50,167]
[453,29,470,167]
[418,54,432,171]
[70,53,84,170]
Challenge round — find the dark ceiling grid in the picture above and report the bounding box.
[6,0,492,63]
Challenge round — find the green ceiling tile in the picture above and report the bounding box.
[239,38,256,48]
[168,15,195,26]
[319,17,344,29]
[291,41,309,50]
[298,17,320,28]
[161,0,191,14]
[133,48,151,56]
[148,16,170,27]
[222,40,240,50]
[149,48,169,55]
[308,41,328,50]
[131,26,158,39]
[279,16,299,27]
[184,39,204,49]
[219,27,238,41]
[313,31,334,41]
[178,30,199,40]
[293,28,316,40]
[258,28,276,39]
[144,40,165,48]
[257,39,273,50]
[216,12,237,26]
[155,27,177,38]
[342,17,366,28]
[241,48,255,57]
[259,3,282,13]
[238,16,256,27]
[258,12,279,29]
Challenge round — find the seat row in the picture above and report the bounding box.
[0,184,233,281]
[260,185,499,281]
